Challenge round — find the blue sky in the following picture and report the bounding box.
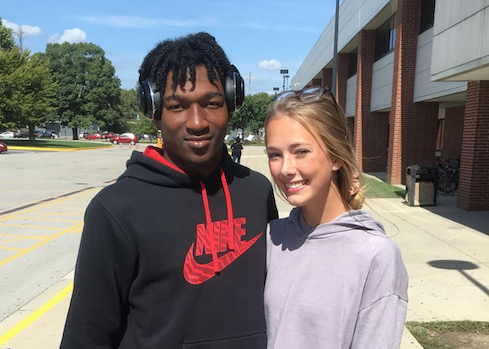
[0,0,336,94]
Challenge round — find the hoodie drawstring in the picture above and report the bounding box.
[199,168,234,274]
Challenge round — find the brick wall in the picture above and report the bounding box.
[312,79,322,86]
[354,30,376,172]
[387,0,439,184]
[442,106,464,160]
[458,81,489,210]
[336,53,349,110]
[322,68,332,89]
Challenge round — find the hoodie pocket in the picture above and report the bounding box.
[182,330,266,349]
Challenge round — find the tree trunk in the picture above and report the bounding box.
[73,126,79,140]
[28,124,35,142]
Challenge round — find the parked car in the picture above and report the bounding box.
[14,129,29,138]
[0,131,14,139]
[225,134,236,142]
[37,130,58,139]
[78,132,89,139]
[85,133,102,140]
[111,133,138,145]
[244,134,257,142]
[101,132,115,141]
[0,142,7,153]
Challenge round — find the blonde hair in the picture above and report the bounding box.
[265,91,364,210]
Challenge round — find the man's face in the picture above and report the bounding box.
[153,65,229,178]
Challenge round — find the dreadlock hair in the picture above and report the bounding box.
[139,32,232,98]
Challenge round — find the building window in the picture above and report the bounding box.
[420,0,436,34]
[375,14,397,61]
[435,118,445,151]
[348,47,358,78]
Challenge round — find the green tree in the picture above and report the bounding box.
[0,49,56,138]
[128,117,156,137]
[0,16,15,51]
[231,93,273,134]
[119,88,139,120]
[45,42,121,139]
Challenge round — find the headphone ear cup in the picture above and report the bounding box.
[225,66,245,114]
[137,78,162,119]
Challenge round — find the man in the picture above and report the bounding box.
[61,32,278,348]
[231,137,243,164]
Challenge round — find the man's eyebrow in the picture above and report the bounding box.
[164,92,224,102]
[205,92,225,98]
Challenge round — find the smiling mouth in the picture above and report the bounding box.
[285,180,308,189]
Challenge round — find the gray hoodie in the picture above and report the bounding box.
[265,208,408,349]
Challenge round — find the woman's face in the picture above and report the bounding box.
[266,114,340,208]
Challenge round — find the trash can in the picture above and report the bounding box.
[405,165,437,206]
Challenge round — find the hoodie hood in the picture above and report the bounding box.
[119,145,234,189]
[286,207,386,240]
[120,145,237,273]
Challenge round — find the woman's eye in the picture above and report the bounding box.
[267,153,280,160]
[296,149,310,157]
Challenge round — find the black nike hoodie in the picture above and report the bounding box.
[60,145,278,349]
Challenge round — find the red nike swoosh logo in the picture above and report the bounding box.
[183,232,263,285]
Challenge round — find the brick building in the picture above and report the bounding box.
[292,0,489,211]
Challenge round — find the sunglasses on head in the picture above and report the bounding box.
[274,86,332,103]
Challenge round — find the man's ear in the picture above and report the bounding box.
[152,118,161,130]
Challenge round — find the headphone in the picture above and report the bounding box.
[137,65,245,119]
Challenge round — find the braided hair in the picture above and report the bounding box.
[139,32,232,97]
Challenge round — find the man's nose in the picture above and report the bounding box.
[186,104,209,133]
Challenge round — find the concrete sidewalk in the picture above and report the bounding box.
[1,145,488,348]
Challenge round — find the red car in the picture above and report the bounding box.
[85,133,102,140]
[111,133,138,145]
[0,142,8,153]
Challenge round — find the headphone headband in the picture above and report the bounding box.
[138,65,244,119]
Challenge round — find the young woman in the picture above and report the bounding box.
[264,87,408,349]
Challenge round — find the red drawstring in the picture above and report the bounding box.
[200,182,219,273]
[199,169,235,274]
[220,169,235,251]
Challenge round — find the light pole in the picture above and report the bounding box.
[280,69,289,91]
[285,75,289,91]
[273,87,280,96]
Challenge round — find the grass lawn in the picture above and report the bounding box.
[406,321,489,349]
[361,174,405,198]
[1,139,112,149]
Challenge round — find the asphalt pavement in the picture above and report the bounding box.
[1,144,488,348]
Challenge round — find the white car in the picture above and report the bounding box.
[244,134,257,141]
[0,131,14,139]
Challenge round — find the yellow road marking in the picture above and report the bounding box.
[0,222,83,268]
[0,282,73,346]
[0,233,51,239]
[0,246,26,252]
[0,188,99,222]
[7,217,82,223]
[0,237,43,245]
[0,223,65,230]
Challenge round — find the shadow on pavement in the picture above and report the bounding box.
[428,260,489,298]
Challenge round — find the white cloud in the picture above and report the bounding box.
[49,28,87,44]
[258,59,282,70]
[3,19,42,36]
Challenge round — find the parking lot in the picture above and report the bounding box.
[0,145,144,327]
